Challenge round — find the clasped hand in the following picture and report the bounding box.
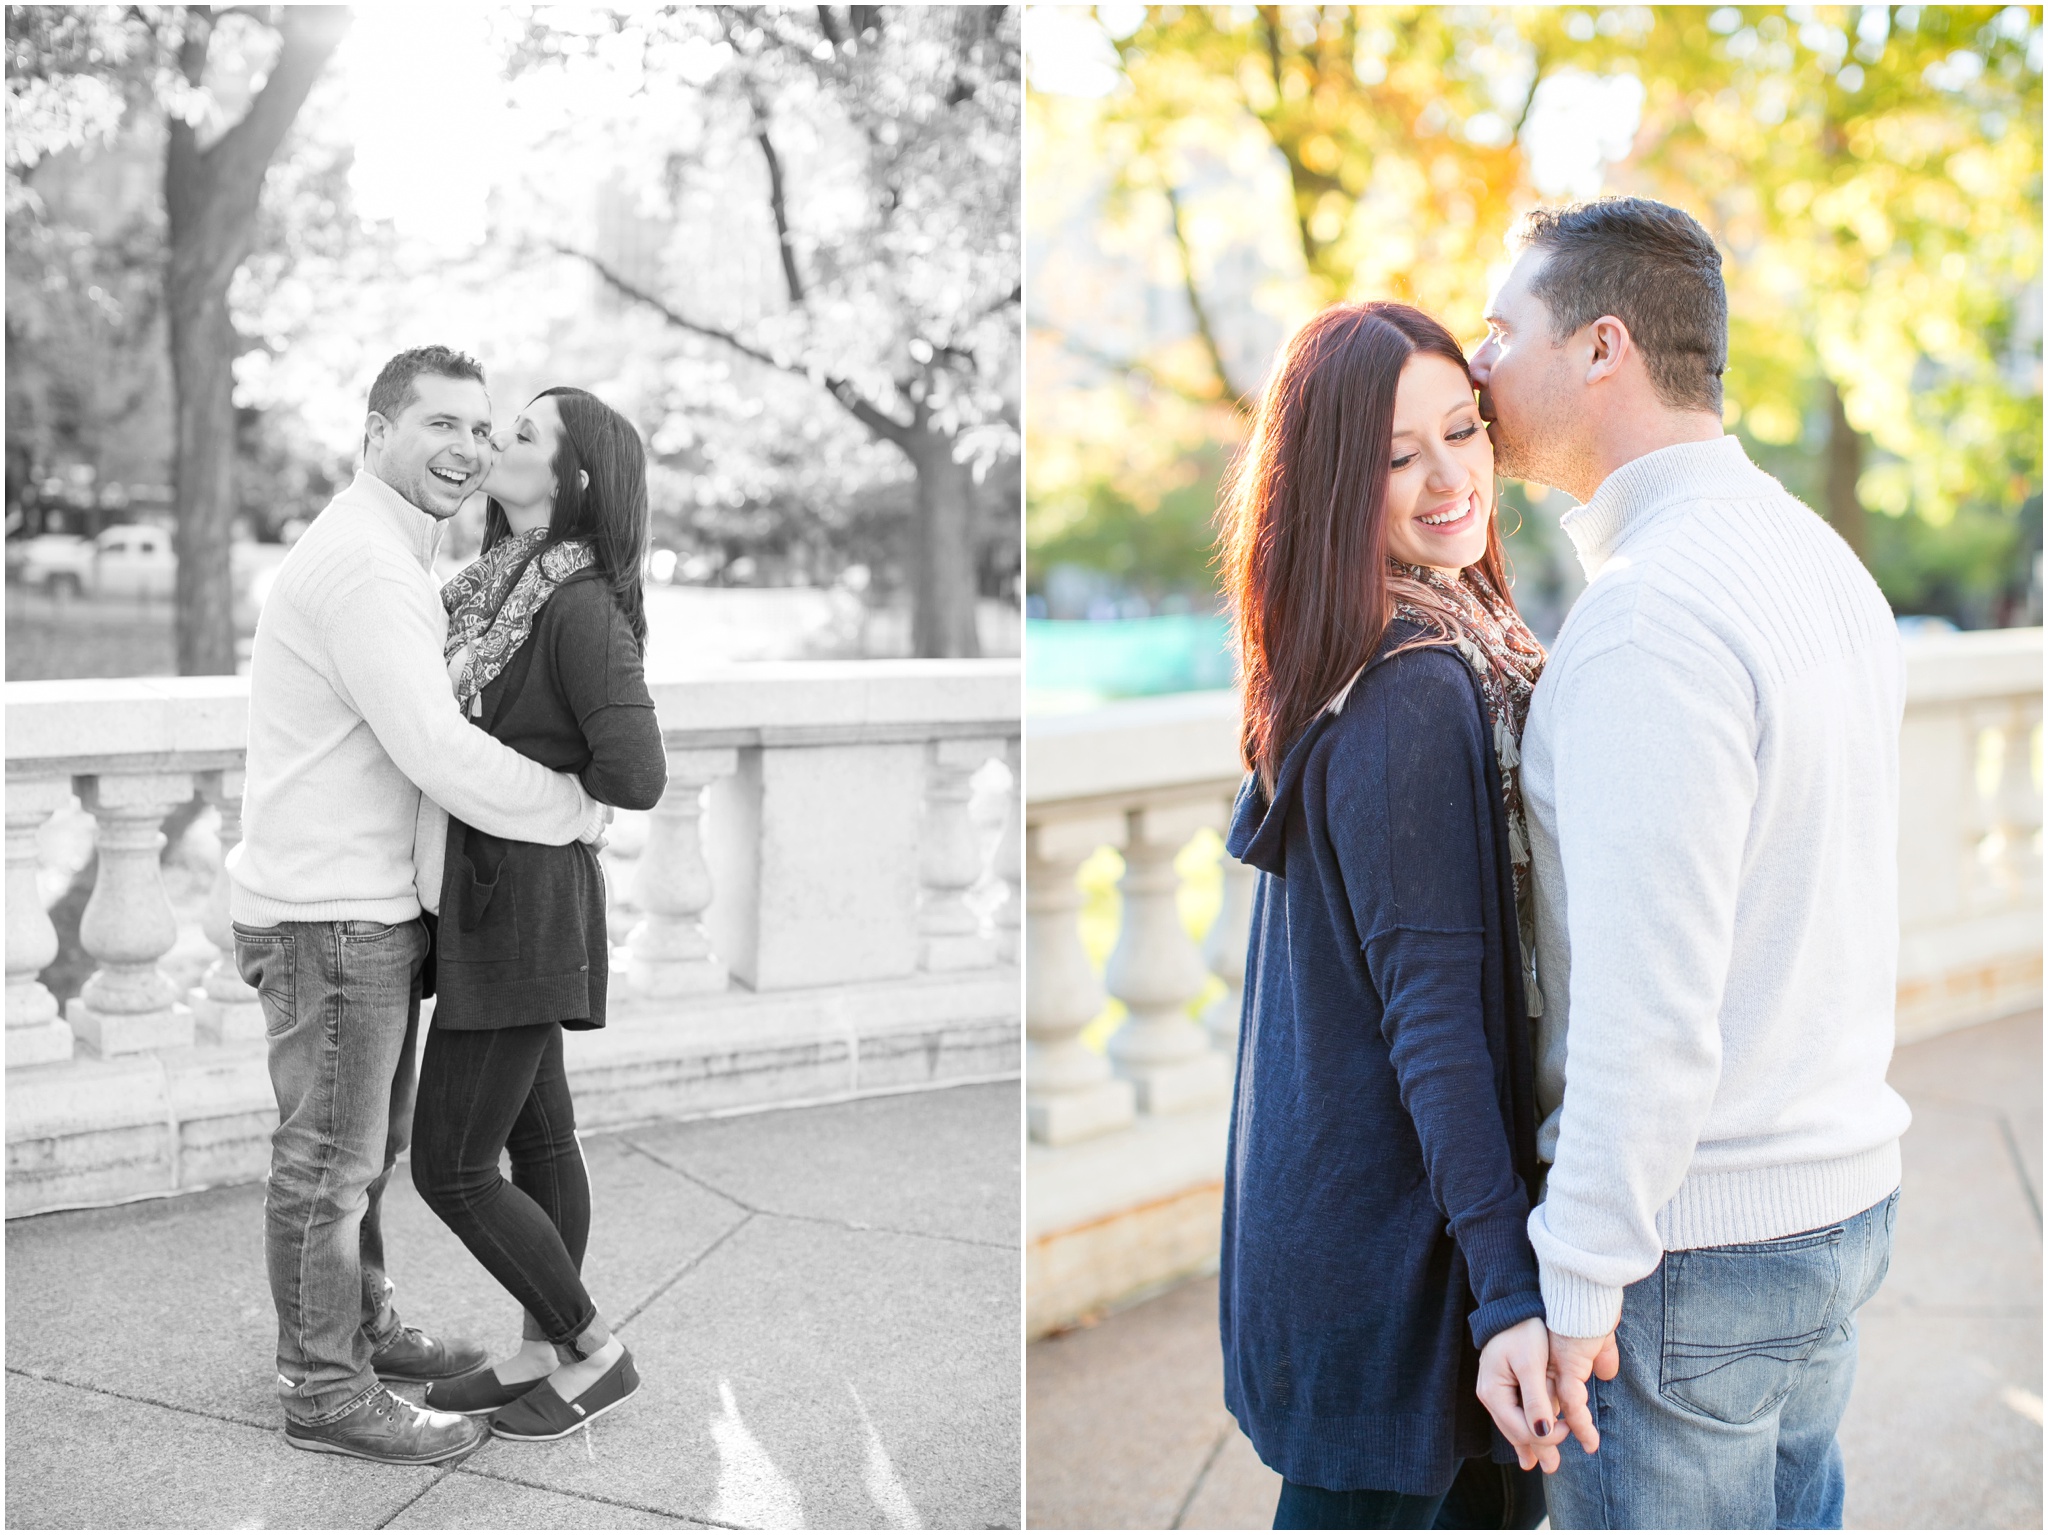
[1472,1318,1620,1473]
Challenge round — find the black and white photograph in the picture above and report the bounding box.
[5,5,1022,1528]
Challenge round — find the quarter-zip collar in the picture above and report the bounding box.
[1559,435,1775,579]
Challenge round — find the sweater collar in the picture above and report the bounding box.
[339,469,445,573]
[1559,435,1770,578]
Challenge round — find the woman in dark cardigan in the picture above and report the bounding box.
[1216,303,1571,1529]
[409,387,667,1440]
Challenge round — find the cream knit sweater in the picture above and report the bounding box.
[228,472,601,926]
[1521,435,1911,1338]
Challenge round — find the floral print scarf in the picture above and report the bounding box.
[441,529,597,714]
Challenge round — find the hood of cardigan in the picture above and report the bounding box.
[1226,618,1441,879]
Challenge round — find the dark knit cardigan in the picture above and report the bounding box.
[431,570,667,1031]
[1219,621,1545,1497]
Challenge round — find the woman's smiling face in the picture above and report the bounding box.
[1380,352,1495,573]
[482,394,565,519]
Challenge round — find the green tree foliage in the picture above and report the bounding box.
[1028,4,2043,626]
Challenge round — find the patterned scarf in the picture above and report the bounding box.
[1388,560,1550,1013]
[441,530,597,713]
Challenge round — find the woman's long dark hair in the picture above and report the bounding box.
[1218,301,1514,794]
[483,386,649,653]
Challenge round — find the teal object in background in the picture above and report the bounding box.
[1026,615,1235,703]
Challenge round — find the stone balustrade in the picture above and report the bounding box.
[6,662,1020,1215]
[1025,629,2044,1338]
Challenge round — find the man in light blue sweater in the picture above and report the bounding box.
[1468,200,1909,1529]
[230,346,607,1465]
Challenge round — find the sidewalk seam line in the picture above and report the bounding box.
[4,1365,272,1433]
[1995,1108,2043,1230]
[374,1463,459,1530]
[614,1210,757,1332]
[756,1206,1021,1251]
[453,1465,727,1528]
[621,1137,1018,1250]
[620,1138,764,1213]
[1171,1427,1230,1530]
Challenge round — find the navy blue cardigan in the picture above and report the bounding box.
[1219,622,1545,1497]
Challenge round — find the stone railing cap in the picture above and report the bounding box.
[1028,689,1245,807]
[5,662,1021,771]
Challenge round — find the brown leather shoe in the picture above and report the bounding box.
[371,1325,489,1383]
[285,1386,488,1464]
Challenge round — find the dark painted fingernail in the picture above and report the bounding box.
[1535,1419,1551,1436]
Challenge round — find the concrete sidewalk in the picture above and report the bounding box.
[6,1081,1021,1530]
[1027,1011,2043,1530]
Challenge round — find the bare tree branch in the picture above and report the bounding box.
[1162,183,1249,411]
[1510,41,1550,140]
[1029,320,1240,412]
[751,101,807,306]
[548,240,915,446]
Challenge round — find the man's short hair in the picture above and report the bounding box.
[1514,197,1727,415]
[366,345,486,424]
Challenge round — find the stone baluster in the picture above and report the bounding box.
[601,808,650,956]
[629,748,738,996]
[7,778,75,1067]
[1999,702,2043,896]
[1201,839,1258,1056]
[189,769,265,1045]
[991,738,1022,965]
[1104,802,1231,1114]
[1966,706,2016,905]
[1025,813,1135,1145]
[66,772,196,1056]
[919,736,1004,971]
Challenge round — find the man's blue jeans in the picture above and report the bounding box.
[1545,1189,1899,1530]
[235,918,428,1426]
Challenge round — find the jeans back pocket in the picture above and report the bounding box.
[231,924,297,1036]
[1659,1226,1846,1424]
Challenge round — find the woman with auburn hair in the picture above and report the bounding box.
[407,387,668,1441]
[1216,302,1563,1529]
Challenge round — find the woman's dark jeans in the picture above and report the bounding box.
[410,1021,597,1346]
[1275,1458,1546,1530]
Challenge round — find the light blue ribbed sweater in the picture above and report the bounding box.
[1521,434,1912,1338]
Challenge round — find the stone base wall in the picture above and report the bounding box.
[1025,1103,1231,1339]
[6,968,1018,1219]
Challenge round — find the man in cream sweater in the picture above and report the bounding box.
[1467,201,1909,1528]
[230,346,607,1464]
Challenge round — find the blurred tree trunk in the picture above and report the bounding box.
[1823,379,1868,562]
[164,5,347,675]
[906,427,980,658]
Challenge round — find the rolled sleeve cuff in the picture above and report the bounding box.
[1537,1264,1624,1340]
[1459,1204,1544,1349]
[1470,1289,1547,1351]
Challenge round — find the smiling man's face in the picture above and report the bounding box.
[365,372,494,520]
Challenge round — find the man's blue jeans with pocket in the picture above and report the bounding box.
[1545,1189,1899,1530]
[235,917,428,1426]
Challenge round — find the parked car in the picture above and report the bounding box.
[12,525,283,615]
[13,532,99,597]
[92,523,177,600]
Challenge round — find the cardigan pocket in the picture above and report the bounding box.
[446,833,519,963]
